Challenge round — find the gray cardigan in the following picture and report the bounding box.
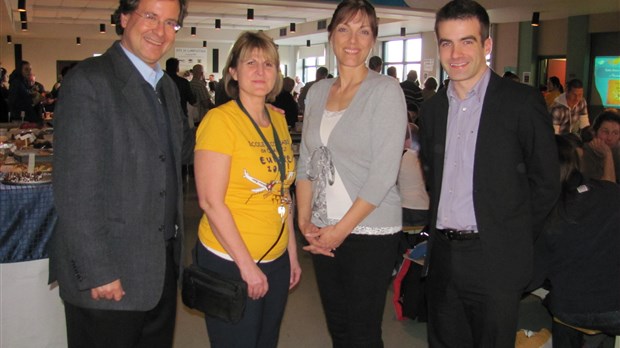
[297,70,407,228]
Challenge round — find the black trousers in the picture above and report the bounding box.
[312,233,401,348]
[64,242,177,348]
[426,233,522,348]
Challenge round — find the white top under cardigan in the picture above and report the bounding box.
[297,69,408,230]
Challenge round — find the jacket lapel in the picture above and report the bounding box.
[108,42,163,152]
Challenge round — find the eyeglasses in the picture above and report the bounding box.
[133,10,181,32]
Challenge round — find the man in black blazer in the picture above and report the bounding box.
[418,1,560,347]
[49,0,188,347]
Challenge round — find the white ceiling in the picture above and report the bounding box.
[1,0,619,47]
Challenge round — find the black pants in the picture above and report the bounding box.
[312,233,401,348]
[426,233,522,348]
[64,242,177,348]
[197,244,291,348]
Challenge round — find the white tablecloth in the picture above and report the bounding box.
[1,259,67,348]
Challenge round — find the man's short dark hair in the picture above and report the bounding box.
[592,109,620,133]
[165,57,179,74]
[317,67,329,79]
[566,79,583,92]
[435,0,490,41]
[113,0,188,36]
[368,56,383,71]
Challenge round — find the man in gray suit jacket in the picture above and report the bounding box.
[418,1,560,347]
[49,0,188,346]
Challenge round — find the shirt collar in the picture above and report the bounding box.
[119,43,164,89]
[447,67,491,103]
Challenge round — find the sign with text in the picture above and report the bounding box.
[175,48,208,74]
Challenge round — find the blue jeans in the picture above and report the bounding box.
[196,244,290,348]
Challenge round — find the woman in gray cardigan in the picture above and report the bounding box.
[295,1,407,346]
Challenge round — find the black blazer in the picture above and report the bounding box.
[419,72,560,290]
[50,41,185,310]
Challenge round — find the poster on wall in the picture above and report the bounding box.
[593,56,620,108]
[175,48,208,74]
[423,58,434,72]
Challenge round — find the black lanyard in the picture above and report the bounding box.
[235,99,286,198]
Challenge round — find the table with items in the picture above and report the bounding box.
[0,125,67,348]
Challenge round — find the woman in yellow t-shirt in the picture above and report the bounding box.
[194,31,300,347]
[545,76,564,108]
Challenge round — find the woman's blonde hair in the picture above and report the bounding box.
[223,31,283,102]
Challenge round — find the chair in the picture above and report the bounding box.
[553,317,620,348]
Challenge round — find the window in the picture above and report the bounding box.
[302,56,326,83]
[383,37,422,82]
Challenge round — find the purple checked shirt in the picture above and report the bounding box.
[436,68,491,231]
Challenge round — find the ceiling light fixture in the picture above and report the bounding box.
[531,12,540,27]
[111,14,116,26]
[21,22,28,31]
[100,23,106,33]
[18,0,26,12]
[76,37,81,45]
[400,27,406,36]
[7,35,12,44]
[19,11,27,23]
[247,9,254,21]
[191,26,196,36]
[215,19,221,30]
[203,41,207,48]
[306,40,311,47]
[290,23,296,33]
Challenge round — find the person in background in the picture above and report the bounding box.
[47,65,74,113]
[401,70,424,111]
[165,57,197,178]
[296,0,407,346]
[214,74,232,107]
[502,71,520,83]
[0,67,9,122]
[400,102,429,228]
[544,76,563,108]
[193,31,301,348]
[550,78,590,135]
[387,66,398,80]
[532,135,620,348]
[297,66,328,114]
[273,76,300,128]
[190,64,214,124]
[418,0,560,346]
[293,75,305,101]
[8,60,39,123]
[581,109,620,183]
[49,0,188,347]
[422,76,438,101]
[165,57,196,118]
[368,55,383,73]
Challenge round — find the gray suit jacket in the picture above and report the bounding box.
[49,41,185,310]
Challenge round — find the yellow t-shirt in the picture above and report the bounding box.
[195,100,296,260]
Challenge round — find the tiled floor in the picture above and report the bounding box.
[173,181,552,347]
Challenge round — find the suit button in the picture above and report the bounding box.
[159,154,166,162]
[160,190,166,197]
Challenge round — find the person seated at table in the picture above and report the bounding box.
[272,76,299,129]
[580,109,620,184]
[531,134,620,348]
